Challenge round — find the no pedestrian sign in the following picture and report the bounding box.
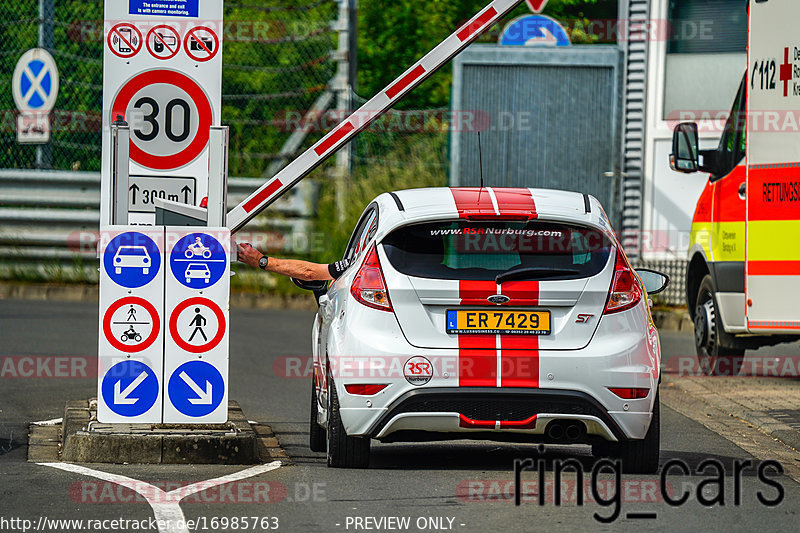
[169,297,226,353]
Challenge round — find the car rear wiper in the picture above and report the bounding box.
[495,267,581,284]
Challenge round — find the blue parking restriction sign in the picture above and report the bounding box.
[12,49,59,113]
[168,361,225,417]
[170,233,227,289]
[101,360,159,417]
[104,232,161,288]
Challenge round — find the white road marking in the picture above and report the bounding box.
[39,461,282,533]
[32,418,63,426]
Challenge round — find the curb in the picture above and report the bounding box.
[29,399,288,465]
[664,377,800,453]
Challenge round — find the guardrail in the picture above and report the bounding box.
[0,169,315,281]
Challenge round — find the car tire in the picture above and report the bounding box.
[694,275,745,375]
[143,268,149,275]
[326,373,370,468]
[592,392,660,474]
[309,377,326,453]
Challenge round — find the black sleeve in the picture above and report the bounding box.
[328,258,351,280]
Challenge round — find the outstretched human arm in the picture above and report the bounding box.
[237,243,336,281]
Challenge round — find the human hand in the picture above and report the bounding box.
[236,243,263,268]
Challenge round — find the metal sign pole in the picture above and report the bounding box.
[207,126,229,227]
[110,117,130,225]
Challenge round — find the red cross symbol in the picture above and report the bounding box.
[780,47,793,97]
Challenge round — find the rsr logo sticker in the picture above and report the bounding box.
[404,356,434,386]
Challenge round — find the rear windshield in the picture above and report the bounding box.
[382,221,613,281]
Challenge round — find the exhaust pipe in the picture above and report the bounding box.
[546,422,565,440]
[546,421,586,442]
[564,423,585,441]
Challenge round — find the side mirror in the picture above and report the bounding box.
[291,278,330,305]
[670,122,700,173]
[635,269,670,296]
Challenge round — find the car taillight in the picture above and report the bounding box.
[603,248,642,314]
[345,384,388,396]
[608,387,650,399]
[350,245,393,312]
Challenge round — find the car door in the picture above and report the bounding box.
[708,75,747,327]
[317,205,379,400]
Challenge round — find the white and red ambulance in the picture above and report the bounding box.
[671,0,800,374]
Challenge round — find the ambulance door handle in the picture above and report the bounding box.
[738,182,746,200]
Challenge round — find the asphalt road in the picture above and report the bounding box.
[1,299,799,532]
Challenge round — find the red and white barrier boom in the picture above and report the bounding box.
[226,0,526,233]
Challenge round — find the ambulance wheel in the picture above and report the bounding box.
[326,372,370,468]
[309,377,326,453]
[694,275,744,376]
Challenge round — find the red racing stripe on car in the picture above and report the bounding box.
[499,281,539,388]
[458,279,496,305]
[491,188,538,218]
[458,280,496,386]
[458,335,496,387]
[450,188,496,218]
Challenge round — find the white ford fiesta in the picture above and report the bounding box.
[299,187,668,472]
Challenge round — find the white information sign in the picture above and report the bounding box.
[97,226,165,423]
[100,1,223,225]
[163,227,230,423]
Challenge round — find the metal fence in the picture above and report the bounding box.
[0,169,315,281]
[0,0,338,177]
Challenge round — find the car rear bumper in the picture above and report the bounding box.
[329,304,659,442]
[366,388,625,442]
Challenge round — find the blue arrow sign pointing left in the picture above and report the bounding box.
[101,360,159,417]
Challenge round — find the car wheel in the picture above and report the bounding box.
[593,391,660,474]
[694,275,744,375]
[309,377,326,453]
[115,268,122,274]
[143,268,149,275]
[326,372,370,468]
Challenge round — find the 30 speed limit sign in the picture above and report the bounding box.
[111,70,213,170]
[100,1,223,226]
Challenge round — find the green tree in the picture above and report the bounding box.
[357,0,614,110]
